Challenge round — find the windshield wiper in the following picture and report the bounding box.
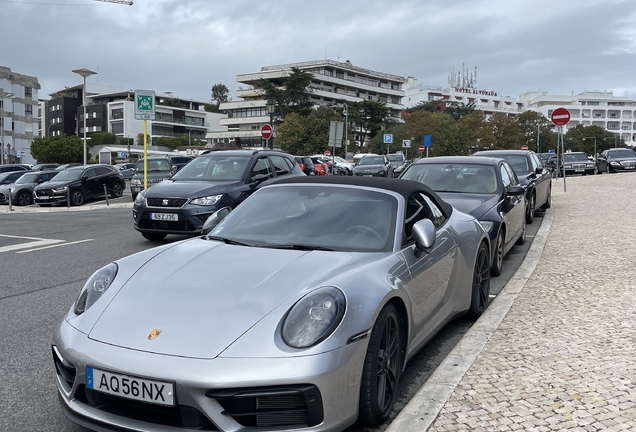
[265,244,335,251]
[206,236,254,247]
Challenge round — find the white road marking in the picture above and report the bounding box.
[16,239,94,253]
[0,233,55,241]
[0,239,64,253]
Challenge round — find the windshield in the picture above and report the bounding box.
[386,154,404,162]
[608,149,636,158]
[333,156,348,164]
[209,185,397,252]
[359,156,385,166]
[171,155,250,181]
[135,159,171,174]
[402,163,499,194]
[52,169,83,181]
[16,173,40,184]
[563,153,589,162]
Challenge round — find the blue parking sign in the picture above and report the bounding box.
[383,134,393,144]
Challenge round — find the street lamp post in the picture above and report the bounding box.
[265,99,276,150]
[603,135,618,149]
[1,93,14,165]
[72,68,97,165]
[583,137,597,158]
[344,103,348,158]
[188,128,193,147]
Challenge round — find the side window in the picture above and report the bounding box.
[270,155,291,177]
[532,153,543,169]
[503,163,519,185]
[250,157,272,179]
[83,168,96,178]
[404,192,445,244]
[284,157,295,171]
[500,164,512,189]
[94,166,111,176]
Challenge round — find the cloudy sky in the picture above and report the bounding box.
[2,0,636,103]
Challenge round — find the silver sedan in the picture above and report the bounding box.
[53,176,491,432]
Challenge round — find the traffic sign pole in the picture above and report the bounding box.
[143,120,147,190]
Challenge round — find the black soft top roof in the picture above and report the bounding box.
[270,176,453,217]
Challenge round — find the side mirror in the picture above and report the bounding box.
[201,207,232,235]
[171,166,178,174]
[412,219,436,252]
[535,167,543,174]
[37,179,44,184]
[81,176,89,181]
[507,185,525,196]
[250,173,269,186]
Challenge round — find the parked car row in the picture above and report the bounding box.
[538,148,636,176]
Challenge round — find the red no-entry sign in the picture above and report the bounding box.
[419,145,425,152]
[551,108,571,126]
[261,124,273,140]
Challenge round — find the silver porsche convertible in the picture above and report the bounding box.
[53,176,491,432]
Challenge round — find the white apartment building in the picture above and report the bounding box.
[520,90,636,145]
[1,66,40,165]
[404,66,524,117]
[210,59,407,148]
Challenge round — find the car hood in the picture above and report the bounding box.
[143,179,240,198]
[35,180,73,189]
[436,192,499,220]
[88,240,355,359]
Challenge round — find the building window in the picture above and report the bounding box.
[391,96,400,104]
[25,104,33,114]
[155,112,174,122]
[111,122,123,134]
[185,116,204,126]
[391,83,400,91]
[336,72,344,79]
[25,87,32,97]
[111,108,123,119]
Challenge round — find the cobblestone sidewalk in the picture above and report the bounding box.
[426,174,636,431]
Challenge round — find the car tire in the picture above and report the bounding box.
[358,303,403,426]
[515,224,526,246]
[525,193,535,224]
[491,228,504,277]
[110,182,124,198]
[541,186,552,209]
[596,166,601,175]
[607,165,613,174]
[17,191,32,206]
[71,189,84,206]
[141,232,167,241]
[467,241,491,319]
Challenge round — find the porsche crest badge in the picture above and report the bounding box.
[148,329,162,340]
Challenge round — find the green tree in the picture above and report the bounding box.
[516,111,551,152]
[443,101,476,121]
[211,83,230,104]
[88,131,117,146]
[459,110,491,153]
[277,112,308,155]
[137,133,151,146]
[367,123,411,155]
[260,67,314,120]
[406,100,444,114]
[158,97,183,108]
[349,100,390,152]
[30,134,83,163]
[487,113,523,150]
[405,110,458,157]
[564,124,613,155]
[303,107,344,156]
[119,137,134,147]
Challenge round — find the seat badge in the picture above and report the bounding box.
[162,199,169,206]
[148,329,162,340]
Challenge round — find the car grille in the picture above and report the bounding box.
[146,197,188,208]
[571,164,586,169]
[36,189,54,196]
[206,385,323,428]
[138,212,197,232]
[52,346,76,390]
[621,161,636,167]
[75,385,218,430]
[0,192,6,203]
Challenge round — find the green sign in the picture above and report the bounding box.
[134,90,156,120]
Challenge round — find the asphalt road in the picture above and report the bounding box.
[0,206,543,432]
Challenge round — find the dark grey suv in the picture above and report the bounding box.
[132,149,305,240]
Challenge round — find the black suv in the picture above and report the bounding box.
[0,164,31,173]
[133,149,305,240]
[34,165,125,206]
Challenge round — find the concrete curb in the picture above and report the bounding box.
[386,208,555,432]
[1,202,133,213]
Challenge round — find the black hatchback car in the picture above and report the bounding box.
[133,149,305,240]
[33,165,125,206]
[472,149,552,224]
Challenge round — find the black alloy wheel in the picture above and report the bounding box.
[491,229,504,277]
[468,242,491,319]
[17,191,32,206]
[541,186,552,209]
[359,304,403,426]
[141,232,167,241]
[525,193,535,224]
[110,182,123,198]
[71,189,84,206]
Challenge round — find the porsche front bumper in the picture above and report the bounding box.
[53,320,367,432]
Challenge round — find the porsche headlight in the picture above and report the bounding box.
[282,287,346,348]
[190,194,223,206]
[74,263,118,315]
